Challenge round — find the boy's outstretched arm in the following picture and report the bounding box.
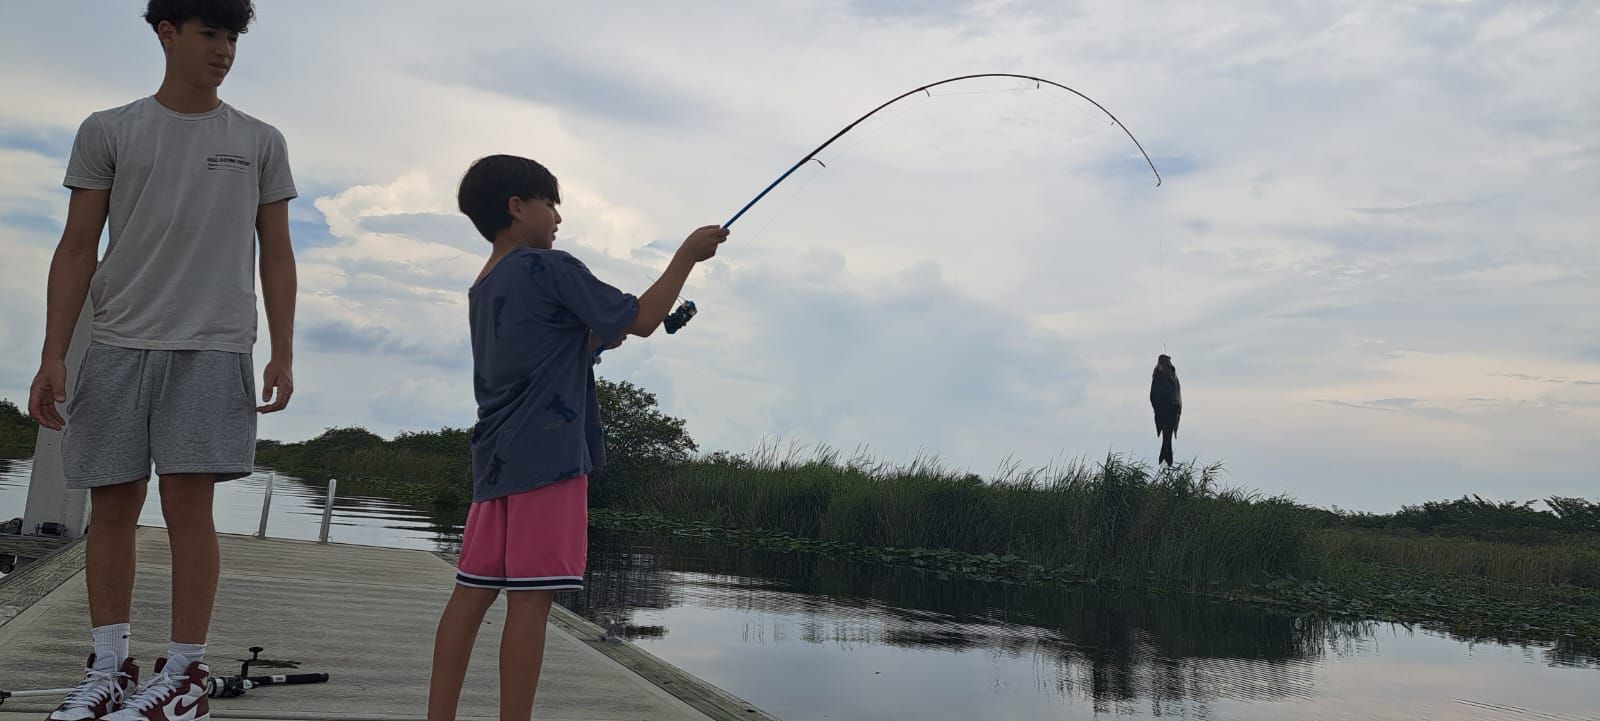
[627,225,728,337]
[257,199,297,413]
[628,255,695,338]
[29,188,109,431]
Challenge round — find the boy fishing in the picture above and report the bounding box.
[426,154,726,721]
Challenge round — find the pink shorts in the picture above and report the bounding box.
[455,475,588,591]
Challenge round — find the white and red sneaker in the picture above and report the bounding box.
[45,654,138,721]
[101,658,209,721]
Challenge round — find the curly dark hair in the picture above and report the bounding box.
[144,0,255,34]
[458,155,563,242]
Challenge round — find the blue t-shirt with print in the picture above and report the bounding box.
[468,247,639,503]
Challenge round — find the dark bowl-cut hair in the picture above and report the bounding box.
[458,155,562,242]
[145,0,255,35]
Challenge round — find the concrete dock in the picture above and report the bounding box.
[0,528,776,721]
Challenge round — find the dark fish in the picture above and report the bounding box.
[1149,354,1182,466]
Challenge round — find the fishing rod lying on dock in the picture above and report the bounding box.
[0,646,328,706]
[204,645,329,698]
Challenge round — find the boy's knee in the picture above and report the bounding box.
[90,481,148,525]
[159,475,218,524]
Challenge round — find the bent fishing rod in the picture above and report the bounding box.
[601,73,1164,346]
[723,72,1162,230]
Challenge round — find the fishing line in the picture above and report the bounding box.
[827,90,933,164]
[924,86,1035,98]
[723,73,1161,231]
[740,91,935,244]
[741,157,827,248]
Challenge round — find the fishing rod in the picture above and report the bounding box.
[657,73,1162,337]
[0,647,329,707]
[724,72,1162,230]
[205,646,330,698]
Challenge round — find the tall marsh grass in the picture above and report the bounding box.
[624,441,1314,588]
[1314,527,1600,588]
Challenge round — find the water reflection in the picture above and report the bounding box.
[1545,635,1600,670]
[559,530,1346,710]
[266,475,465,553]
[558,531,1600,720]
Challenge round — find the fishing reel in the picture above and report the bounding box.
[663,300,697,334]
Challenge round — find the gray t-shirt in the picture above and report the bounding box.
[63,96,297,353]
[468,247,639,503]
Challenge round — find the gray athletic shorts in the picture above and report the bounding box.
[61,342,258,488]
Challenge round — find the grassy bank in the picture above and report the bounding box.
[1313,526,1600,588]
[610,445,1599,642]
[250,425,1599,643]
[625,445,1600,588]
[627,448,1310,589]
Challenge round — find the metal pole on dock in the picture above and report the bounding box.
[317,478,337,544]
[21,302,94,539]
[255,472,275,539]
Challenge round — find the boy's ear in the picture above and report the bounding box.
[505,195,522,222]
[156,20,179,50]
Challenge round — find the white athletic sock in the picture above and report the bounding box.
[166,642,206,676]
[91,624,131,671]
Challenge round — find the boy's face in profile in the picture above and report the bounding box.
[509,195,561,249]
[158,19,238,89]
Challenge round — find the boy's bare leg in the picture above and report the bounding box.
[87,480,149,626]
[429,585,500,721]
[161,474,219,645]
[499,590,555,721]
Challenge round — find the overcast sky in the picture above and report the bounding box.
[2,1,1596,511]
